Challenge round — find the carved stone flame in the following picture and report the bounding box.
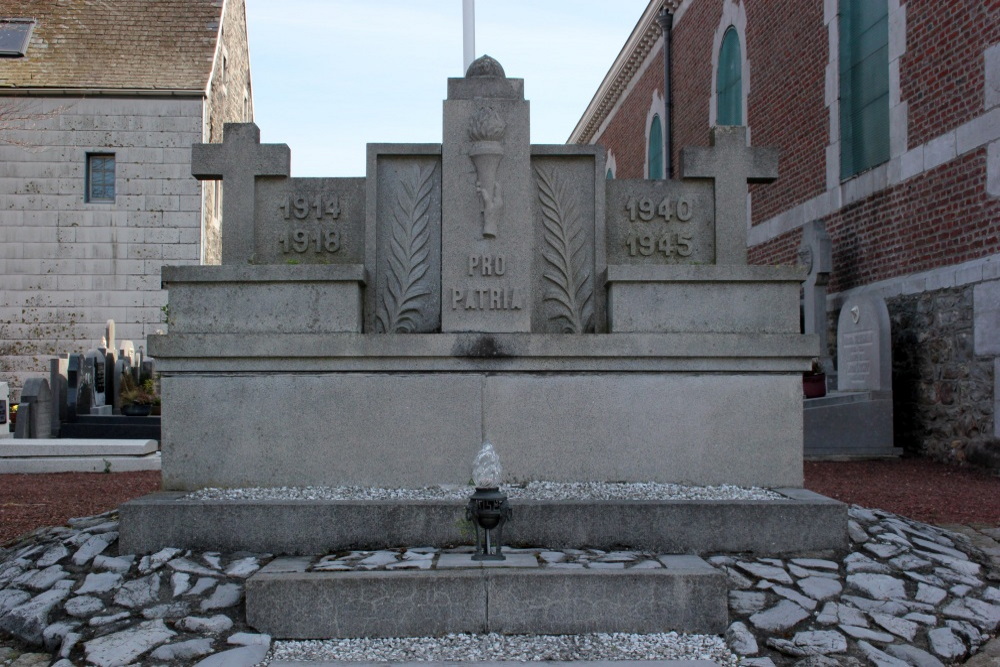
[473,442,502,488]
[469,108,506,239]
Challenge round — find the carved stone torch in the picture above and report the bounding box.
[468,107,506,238]
[466,442,511,560]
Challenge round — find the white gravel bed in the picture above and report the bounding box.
[265,632,737,664]
[187,481,784,502]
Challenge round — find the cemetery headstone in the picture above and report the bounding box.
[799,220,833,374]
[83,349,109,414]
[0,380,10,439]
[113,357,132,413]
[65,353,83,418]
[836,295,892,393]
[49,356,69,437]
[13,378,51,439]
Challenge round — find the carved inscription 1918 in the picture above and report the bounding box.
[605,180,715,266]
[254,178,366,265]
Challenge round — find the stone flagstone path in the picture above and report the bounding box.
[0,503,999,665]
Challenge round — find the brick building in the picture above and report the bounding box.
[0,0,253,399]
[572,0,1000,462]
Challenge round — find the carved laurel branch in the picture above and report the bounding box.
[376,163,435,333]
[535,165,594,334]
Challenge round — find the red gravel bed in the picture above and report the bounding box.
[0,471,160,546]
[805,458,1000,526]
[1,460,998,547]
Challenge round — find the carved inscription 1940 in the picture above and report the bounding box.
[605,180,715,266]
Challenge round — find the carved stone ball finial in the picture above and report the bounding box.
[466,55,506,78]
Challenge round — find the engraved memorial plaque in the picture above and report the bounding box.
[605,180,715,266]
[254,177,365,265]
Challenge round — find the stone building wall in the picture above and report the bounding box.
[577,0,1000,463]
[885,286,995,461]
[0,97,204,399]
[201,0,255,266]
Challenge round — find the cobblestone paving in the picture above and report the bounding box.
[0,505,999,665]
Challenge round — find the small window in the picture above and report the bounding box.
[717,27,742,125]
[648,114,664,180]
[606,168,614,180]
[87,154,116,202]
[0,18,35,57]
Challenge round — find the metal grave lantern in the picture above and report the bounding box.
[465,442,511,560]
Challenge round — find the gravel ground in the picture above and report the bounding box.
[2,459,999,546]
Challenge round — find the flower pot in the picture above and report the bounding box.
[121,404,152,417]
[803,373,827,399]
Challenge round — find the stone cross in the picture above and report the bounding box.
[192,123,291,264]
[682,126,778,265]
[799,220,833,373]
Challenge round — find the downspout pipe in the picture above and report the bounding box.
[656,6,674,179]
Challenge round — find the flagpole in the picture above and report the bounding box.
[463,0,475,73]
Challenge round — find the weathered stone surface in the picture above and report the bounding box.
[64,595,105,618]
[842,594,909,616]
[846,573,907,600]
[799,576,842,601]
[772,585,818,610]
[749,600,810,633]
[23,565,68,591]
[838,624,895,643]
[149,637,215,661]
[766,630,847,657]
[168,557,219,577]
[138,547,183,573]
[141,601,191,619]
[942,597,1000,629]
[0,589,31,616]
[113,573,160,608]
[178,614,234,634]
[915,583,947,605]
[36,544,69,568]
[83,618,175,667]
[737,562,794,584]
[730,590,768,615]
[92,555,133,574]
[191,644,269,667]
[225,557,260,578]
[870,612,919,641]
[0,588,71,645]
[75,571,122,595]
[928,627,967,660]
[726,621,758,655]
[857,640,910,667]
[200,582,242,611]
[41,620,80,652]
[885,643,946,667]
[71,533,117,566]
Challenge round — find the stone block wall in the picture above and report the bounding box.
[0,97,204,399]
[888,286,995,460]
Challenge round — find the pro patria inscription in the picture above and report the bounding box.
[451,254,523,310]
[254,178,365,265]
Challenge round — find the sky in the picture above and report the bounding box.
[245,1,651,177]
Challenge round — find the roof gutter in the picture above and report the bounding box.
[0,87,206,98]
[568,0,665,144]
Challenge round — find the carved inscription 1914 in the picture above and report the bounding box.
[254,178,366,265]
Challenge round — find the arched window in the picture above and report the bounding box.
[839,0,889,178]
[648,114,664,180]
[606,168,614,180]
[717,27,742,125]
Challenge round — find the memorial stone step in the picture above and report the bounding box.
[246,551,728,639]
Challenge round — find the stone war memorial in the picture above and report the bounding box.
[121,57,846,639]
